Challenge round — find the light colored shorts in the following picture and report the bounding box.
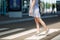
[29,8,41,18]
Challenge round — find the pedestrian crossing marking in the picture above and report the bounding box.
[25,29,60,40]
[0,28,9,31]
[51,34,60,40]
[0,28,25,36]
[1,28,36,39]
[1,29,60,40]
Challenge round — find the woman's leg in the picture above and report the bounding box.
[37,18,48,31]
[34,17,40,33]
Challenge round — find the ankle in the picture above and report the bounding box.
[44,28,49,31]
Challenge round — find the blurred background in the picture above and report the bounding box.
[0,0,60,18]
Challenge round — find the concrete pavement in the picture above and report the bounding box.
[0,14,58,25]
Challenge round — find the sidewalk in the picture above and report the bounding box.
[0,14,59,25]
[0,10,60,25]
[0,16,33,25]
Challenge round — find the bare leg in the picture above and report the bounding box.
[34,17,40,33]
[37,18,48,31]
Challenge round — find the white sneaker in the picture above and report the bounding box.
[45,29,49,35]
[40,29,49,35]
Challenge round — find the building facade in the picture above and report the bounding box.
[0,0,60,18]
[56,0,60,11]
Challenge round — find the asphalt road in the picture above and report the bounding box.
[0,17,60,40]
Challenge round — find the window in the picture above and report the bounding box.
[8,0,22,11]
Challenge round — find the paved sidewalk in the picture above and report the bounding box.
[0,14,58,25]
[0,16,33,25]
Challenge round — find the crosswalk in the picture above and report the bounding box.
[0,28,9,31]
[0,28,26,38]
[25,29,60,40]
[0,28,60,40]
[51,34,60,40]
[1,28,36,39]
[0,28,25,36]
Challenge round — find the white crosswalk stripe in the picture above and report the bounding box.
[0,28,25,36]
[0,28,9,31]
[25,29,60,40]
[1,28,36,39]
[51,34,60,40]
[0,29,60,40]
